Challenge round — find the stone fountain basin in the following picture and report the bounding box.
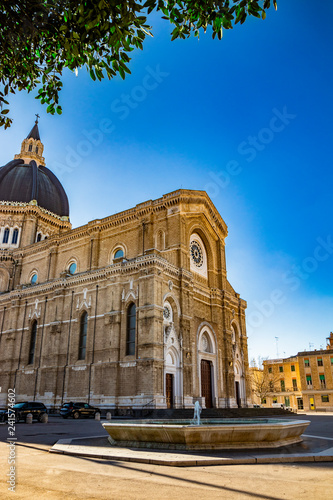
[103,418,310,450]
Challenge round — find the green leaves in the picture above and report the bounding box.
[0,1,276,128]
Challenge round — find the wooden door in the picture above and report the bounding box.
[235,381,241,408]
[201,360,213,408]
[166,373,173,409]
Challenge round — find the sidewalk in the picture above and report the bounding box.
[50,432,333,467]
[1,415,333,500]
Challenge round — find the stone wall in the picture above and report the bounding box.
[0,190,249,410]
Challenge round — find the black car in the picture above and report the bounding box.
[0,402,48,423]
[60,402,101,419]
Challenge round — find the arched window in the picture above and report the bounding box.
[78,311,88,360]
[200,332,212,353]
[189,233,208,278]
[231,324,237,344]
[3,228,9,244]
[114,248,124,259]
[35,146,39,154]
[11,229,19,245]
[68,262,77,275]
[28,144,32,152]
[30,273,38,285]
[126,303,136,355]
[36,233,42,242]
[28,321,37,365]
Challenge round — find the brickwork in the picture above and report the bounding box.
[0,135,250,411]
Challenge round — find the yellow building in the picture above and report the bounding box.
[248,366,265,406]
[0,121,251,411]
[261,333,333,411]
[262,357,302,410]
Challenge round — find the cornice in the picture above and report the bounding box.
[5,190,227,253]
[297,349,333,357]
[0,254,192,302]
[0,201,71,226]
[40,189,227,246]
[0,250,15,262]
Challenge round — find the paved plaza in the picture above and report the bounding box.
[0,413,332,499]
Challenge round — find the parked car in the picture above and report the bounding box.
[271,403,285,409]
[60,402,101,419]
[0,402,48,423]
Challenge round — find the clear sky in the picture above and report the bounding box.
[1,1,332,364]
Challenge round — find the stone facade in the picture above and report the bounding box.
[0,129,250,411]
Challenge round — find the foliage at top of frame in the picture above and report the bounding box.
[0,1,277,128]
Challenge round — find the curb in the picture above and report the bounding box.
[49,437,333,467]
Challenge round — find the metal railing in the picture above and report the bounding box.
[142,398,156,409]
[142,399,156,417]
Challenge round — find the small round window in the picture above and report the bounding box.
[190,240,204,268]
[31,273,38,285]
[114,249,124,259]
[69,262,77,275]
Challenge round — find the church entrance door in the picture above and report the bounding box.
[166,373,174,409]
[235,381,241,408]
[201,360,213,408]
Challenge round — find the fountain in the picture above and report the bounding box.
[103,404,310,451]
[192,401,202,426]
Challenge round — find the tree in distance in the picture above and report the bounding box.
[250,366,281,405]
[0,0,277,129]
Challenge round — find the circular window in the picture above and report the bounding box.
[201,335,208,352]
[163,303,172,322]
[30,273,38,285]
[114,248,124,259]
[163,306,171,320]
[69,262,77,275]
[190,240,203,267]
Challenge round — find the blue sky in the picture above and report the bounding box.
[1,1,332,363]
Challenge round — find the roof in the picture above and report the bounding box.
[27,122,40,141]
[297,349,333,357]
[0,159,69,217]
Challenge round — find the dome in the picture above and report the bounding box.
[0,159,69,217]
[0,119,69,218]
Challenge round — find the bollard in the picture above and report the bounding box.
[106,411,111,421]
[40,413,48,423]
[95,412,101,421]
[26,413,33,424]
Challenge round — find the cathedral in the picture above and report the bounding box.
[0,120,250,411]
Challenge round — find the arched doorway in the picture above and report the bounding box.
[164,326,182,409]
[234,357,245,407]
[165,373,174,409]
[197,325,218,408]
[232,322,246,408]
[200,359,213,408]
